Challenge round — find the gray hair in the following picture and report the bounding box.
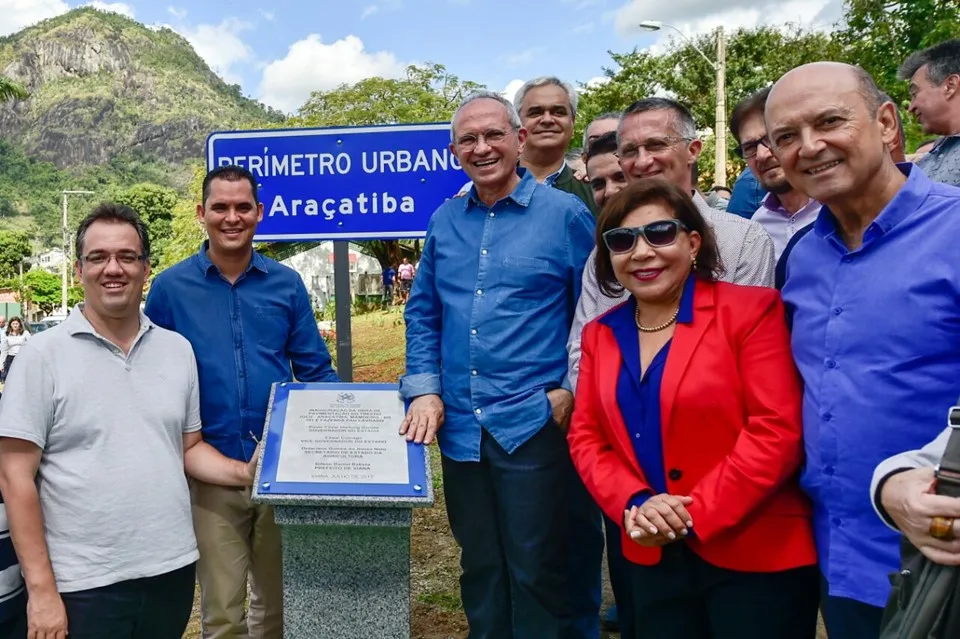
[899,39,960,84]
[450,91,522,141]
[582,111,621,150]
[513,76,579,120]
[618,97,697,145]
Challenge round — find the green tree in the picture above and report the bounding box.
[0,76,28,102]
[291,63,484,269]
[21,269,62,316]
[110,183,178,267]
[576,25,841,187]
[0,230,33,280]
[157,164,206,273]
[836,0,960,151]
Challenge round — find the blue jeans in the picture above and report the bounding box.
[820,573,884,639]
[442,425,577,639]
[59,562,196,639]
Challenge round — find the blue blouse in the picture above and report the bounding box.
[599,275,696,509]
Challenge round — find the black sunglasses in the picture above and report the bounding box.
[602,220,689,254]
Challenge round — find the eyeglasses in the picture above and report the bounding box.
[455,129,508,151]
[734,135,772,159]
[602,220,689,254]
[80,251,147,267]
[616,136,691,160]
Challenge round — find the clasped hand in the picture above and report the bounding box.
[624,493,694,547]
[882,467,960,565]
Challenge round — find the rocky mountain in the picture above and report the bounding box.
[0,7,281,176]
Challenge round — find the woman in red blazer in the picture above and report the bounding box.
[567,179,818,639]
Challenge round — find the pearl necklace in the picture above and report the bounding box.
[635,304,680,333]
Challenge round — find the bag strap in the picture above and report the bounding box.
[935,406,960,498]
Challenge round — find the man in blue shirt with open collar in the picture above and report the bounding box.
[400,90,595,638]
[145,166,339,639]
[767,62,960,638]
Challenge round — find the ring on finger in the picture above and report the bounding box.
[930,516,956,541]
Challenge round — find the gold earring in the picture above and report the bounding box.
[691,256,698,270]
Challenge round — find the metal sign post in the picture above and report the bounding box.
[206,123,463,378]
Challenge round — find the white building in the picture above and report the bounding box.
[35,248,66,274]
[281,242,384,309]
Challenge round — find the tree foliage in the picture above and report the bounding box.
[836,0,960,150]
[19,268,81,316]
[0,75,27,101]
[158,164,206,273]
[289,63,482,269]
[293,63,484,127]
[109,183,178,267]
[0,230,32,280]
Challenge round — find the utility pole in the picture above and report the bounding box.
[61,190,94,314]
[714,27,727,188]
[639,21,728,186]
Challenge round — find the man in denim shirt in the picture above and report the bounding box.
[145,166,339,639]
[400,91,595,638]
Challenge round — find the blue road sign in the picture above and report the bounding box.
[206,123,466,242]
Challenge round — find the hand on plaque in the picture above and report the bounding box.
[400,394,444,445]
[244,442,261,485]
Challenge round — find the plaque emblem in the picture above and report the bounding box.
[337,392,356,404]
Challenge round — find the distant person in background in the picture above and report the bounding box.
[0,318,29,383]
[730,87,819,261]
[397,257,415,304]
[586,131,628,210]
[514,76,598,214]
[726,166,767,218]
[382,263,397,306]
[565,150,586,181]
[901,39,960,186]
[0,316,7,336]
[582,112,621,155]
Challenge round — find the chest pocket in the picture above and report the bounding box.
[254,306,289,350]
[495,256,557,311]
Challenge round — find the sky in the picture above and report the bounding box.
[0,0,845,115]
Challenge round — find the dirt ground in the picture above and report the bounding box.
[182,307,828,639]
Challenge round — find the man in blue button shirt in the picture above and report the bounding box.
[399,91,595,638]
[145,166,339,639]
[767,62,960,638]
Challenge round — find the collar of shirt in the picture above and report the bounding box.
[542,162,567,187]
[813,163,930,251]
[466,169,538,210]
[600,273,697,333]
[194,240,270,277]
[64,303,154,346]
[761,192,818,218]
[929,133,960,154]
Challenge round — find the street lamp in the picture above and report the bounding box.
[61,190,94,314]
[640,21,728,187]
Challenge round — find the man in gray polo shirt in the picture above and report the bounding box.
[0,204,257,639]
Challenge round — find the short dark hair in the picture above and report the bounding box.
[620,98,697,142]
[75,203,151,261]
[594,179,723,297]
[585,131,618,163]
[203,165,259,206]
[730,87,772,144]
[899,39,960,84]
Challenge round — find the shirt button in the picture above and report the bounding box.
[823,412,833,422]
[668,469,683,481]
[825,466,835,476]
[832,518,842,527]
[842,256,853,263]
[475,408,482,415]
[489,212,495,218]
[471,370,478,376]
[481,249,488,256]
[833,307,842,316]
[826,359,837,369]
[476,289,483,296]
[471,329,478,335]
[634,433,640,439]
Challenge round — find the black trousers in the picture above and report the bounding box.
[629,543,819,639]
[60,562,195,639]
